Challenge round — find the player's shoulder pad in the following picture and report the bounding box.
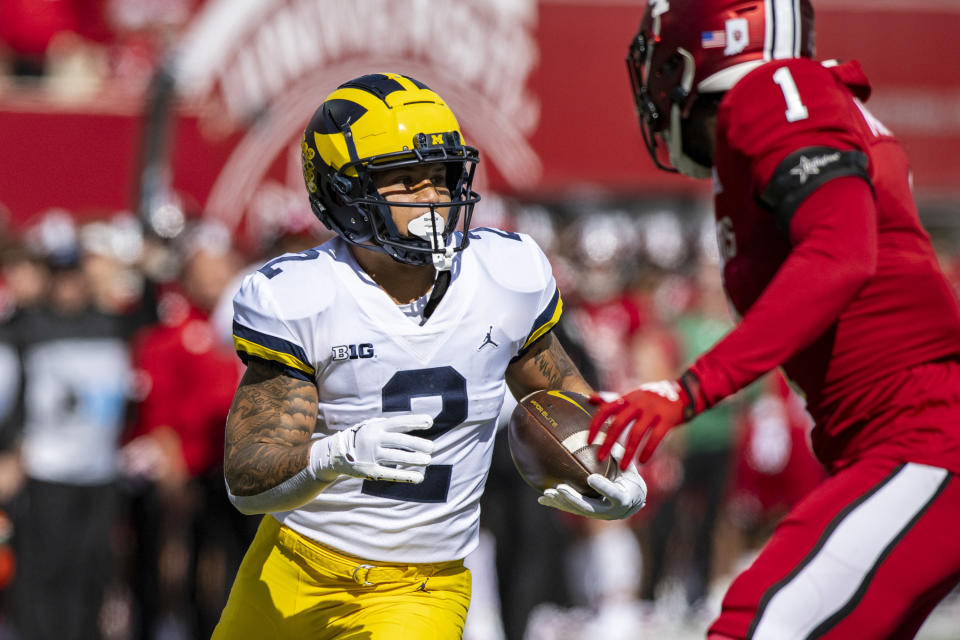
[235,246,337,321]
[761,146,871,233]
[722,58,861,159]
[466,227,553,293]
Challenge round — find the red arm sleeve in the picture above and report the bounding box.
[688,176,878,406]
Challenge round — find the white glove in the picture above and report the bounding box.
[312,414,435,483]
[227,414,434,515]
[537,445,647,520]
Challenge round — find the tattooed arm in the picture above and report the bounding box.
[505,332,594,400]
[224,359,435,515]
[224,359,318,497]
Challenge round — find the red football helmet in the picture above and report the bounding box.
[627,0,815,177]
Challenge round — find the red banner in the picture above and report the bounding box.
[1,1,958,232]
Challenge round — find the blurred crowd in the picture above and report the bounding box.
[0,204,331,640]
[0,0,202,102]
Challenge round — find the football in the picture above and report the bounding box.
[507,390,618,497]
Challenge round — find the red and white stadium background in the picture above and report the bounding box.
[1,0,959,242]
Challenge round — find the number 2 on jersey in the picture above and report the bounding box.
[361,367,468,503]
[773,67,809,123]
[257,249,321,279]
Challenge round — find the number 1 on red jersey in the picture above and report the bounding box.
[773,67,809,123]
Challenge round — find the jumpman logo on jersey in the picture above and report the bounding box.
[477,326,499,351]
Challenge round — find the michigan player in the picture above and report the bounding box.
[212,73,648,639]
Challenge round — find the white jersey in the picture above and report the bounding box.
[232,229,561,563]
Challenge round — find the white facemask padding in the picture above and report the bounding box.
[665,48,713,179]
[697,60,766,93]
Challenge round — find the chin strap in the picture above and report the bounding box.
[407,208,455,323]
[431,244,455,271]
[421,269,451,323]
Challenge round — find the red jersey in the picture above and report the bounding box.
[129,294,242,476]
[691,58,960,472]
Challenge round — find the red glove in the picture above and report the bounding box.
[588,371,705,469]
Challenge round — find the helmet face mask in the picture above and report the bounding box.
[627,30,678,174]
[626,0,815,178]
[349,140,477,268]
[302,73,480,269]
[628,7,711,178]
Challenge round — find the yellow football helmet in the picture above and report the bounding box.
[301,73,480,267]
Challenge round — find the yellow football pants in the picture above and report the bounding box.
[212,515,472,639]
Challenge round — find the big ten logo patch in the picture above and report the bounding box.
[331,344,375,361]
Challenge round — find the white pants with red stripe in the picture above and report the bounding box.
[710,457,959,639]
